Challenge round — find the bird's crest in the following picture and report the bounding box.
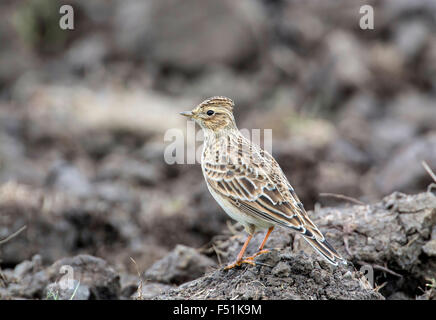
[198,96,234,112]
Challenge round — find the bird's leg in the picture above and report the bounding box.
[245,226,274,260]
[258,226,274,252]
[224,234,255,270]
[224,227,275,270]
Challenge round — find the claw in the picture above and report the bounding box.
[223,250,270,270]
[224,258,256,270]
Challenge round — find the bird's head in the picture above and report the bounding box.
[180,96,237,131]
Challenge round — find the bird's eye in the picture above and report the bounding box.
[206,110,214,116]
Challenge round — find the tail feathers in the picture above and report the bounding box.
[302,236,347,266]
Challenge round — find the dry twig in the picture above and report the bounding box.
[0,225,27,245]
[357,261,403,278]
[374,282,387,292]
[422,161,436,183]
[0,269,6,287]
[319,193,365,206]
[422,161,436,193]
[130,257,144,300]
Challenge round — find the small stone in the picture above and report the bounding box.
[46,255,121,300]
[422,240,436,257]
[342,271,353,280]
[144,245,216,285]
[13,261,33,280]
[272,261,291,277]
[44,280,90,300]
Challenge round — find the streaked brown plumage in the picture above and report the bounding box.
[181,96,347,268]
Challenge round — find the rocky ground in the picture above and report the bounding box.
[0,191,434,300]
[0,0,435,300]
[153,250,383,300]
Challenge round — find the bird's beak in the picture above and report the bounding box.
[180,111,194,118]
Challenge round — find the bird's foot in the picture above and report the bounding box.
[223,250,270,270]
[224,258,256,270]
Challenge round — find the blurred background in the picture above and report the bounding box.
[0,0,435,291]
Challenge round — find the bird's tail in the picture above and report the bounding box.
[301,235,347,266]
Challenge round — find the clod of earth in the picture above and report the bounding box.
[0,192,435,300]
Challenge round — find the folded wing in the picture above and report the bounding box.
[203,137,346,265]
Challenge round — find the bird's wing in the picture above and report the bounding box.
[203,135,323,239]
[203,134,346,266]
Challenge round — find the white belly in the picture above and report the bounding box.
[205,180,273,232]
[200,137,273,233]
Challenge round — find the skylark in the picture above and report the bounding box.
[181,96,347,269]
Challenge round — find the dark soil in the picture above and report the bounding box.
[0,0,436,301]
[154,250,383,300]
[1,191,434,300]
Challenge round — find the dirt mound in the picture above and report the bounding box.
[0,192,434,300]
[154,249,382,300]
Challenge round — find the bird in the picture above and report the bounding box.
[180,96,347,269]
